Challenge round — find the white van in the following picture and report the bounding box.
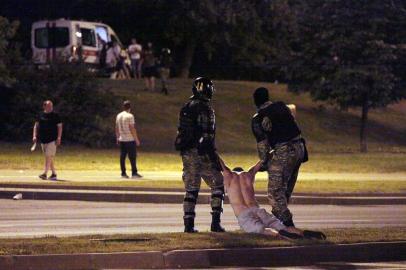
[31,18,124,67]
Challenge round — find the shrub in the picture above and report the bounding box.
[1,63,120,147]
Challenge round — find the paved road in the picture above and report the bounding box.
[1,200,405,238]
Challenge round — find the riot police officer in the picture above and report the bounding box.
[175,77,225,233]
[251,87,308,230]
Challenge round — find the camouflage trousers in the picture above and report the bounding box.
[181,148,224,219]
[267,141,304,225]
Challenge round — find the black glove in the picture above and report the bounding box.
[303,230,327,240]
[278,230,303,240]
[197,137,215,156]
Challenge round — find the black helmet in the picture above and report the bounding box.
[192,77,215,100]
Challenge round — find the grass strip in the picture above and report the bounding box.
[2,179,406,194]
[0,228,405,255]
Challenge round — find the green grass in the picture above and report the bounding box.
[0,228,405,255]
[2,179,406,193]
[2,143,406,173]
[1,79,406,193]
[98,78,406,153]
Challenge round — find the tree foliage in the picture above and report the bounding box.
[0,16,20,87]
[286,0,406,151]
[1,63,120,147]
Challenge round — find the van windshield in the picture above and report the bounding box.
[35,27,69,48]
[80,28,96,47]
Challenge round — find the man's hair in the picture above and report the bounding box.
[123,100,131,110]
[232,167,244,172]
[253,87,269,108]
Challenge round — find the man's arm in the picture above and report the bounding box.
[252,114,271,165]
[247,159,263,178]
[115,124,120,145]
[196,104,216,156]
[129,123,140,146]
[56,123,63,146]
[218,155,231,175]
[33,122,39,143]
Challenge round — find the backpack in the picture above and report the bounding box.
[174,102,197,151]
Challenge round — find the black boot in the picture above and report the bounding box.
[210,212,225,232]
[184,217,198,233]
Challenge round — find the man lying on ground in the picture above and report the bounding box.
[218,156,326,240]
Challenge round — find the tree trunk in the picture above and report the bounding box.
[177,41,196,78]
[360,97,369,153]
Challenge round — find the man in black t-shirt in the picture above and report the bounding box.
[33,100,63,180]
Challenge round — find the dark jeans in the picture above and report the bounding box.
[120,141,137,175]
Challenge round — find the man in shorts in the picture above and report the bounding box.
[33,100,63,180]
[218,156,326,240]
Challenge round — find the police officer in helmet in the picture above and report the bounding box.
[175,77,225,233]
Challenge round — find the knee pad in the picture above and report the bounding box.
[184,190,199,204]
[211,186,224,212]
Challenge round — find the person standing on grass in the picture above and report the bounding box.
[33,100,63,181]
[251,87,308,232]
[174,77,225,233]
[128,38,142,79]
[115,100,142,179]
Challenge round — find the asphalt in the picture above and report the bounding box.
[1,183,406,205]
[0,183,405,269]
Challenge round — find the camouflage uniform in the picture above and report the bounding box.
[252,101,305,226]
[178,97,225,230]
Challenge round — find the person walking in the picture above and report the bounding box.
[128,38,142,79]
[32,100,63,181]
[251,87,308,231]
[141,42,157,91]
[158,48,172,95]
[174,77,225,233]
[115,100,142,179]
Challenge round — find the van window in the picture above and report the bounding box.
[96,26,108,43]
[35,27,69,48]
[80,28,96,47]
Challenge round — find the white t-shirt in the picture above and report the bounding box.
[128,44,142,60]
[116,111,135,142]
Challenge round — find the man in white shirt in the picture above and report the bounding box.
[115,100,142,178]
[128,38,142,79]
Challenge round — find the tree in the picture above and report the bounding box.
[0,16,19,87]
[159,0,271,78]
[286,0,406,152]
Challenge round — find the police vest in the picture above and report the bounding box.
[258,102,301,147]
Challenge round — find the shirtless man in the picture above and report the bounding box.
[218,157,302,239]
[218,156,326,240]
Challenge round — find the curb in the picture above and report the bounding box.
[0,241,405,269]
[1,187,406,205]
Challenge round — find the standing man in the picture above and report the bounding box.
[175,77,225,233]
[115,100,142,179]
[128,38,142,79]
[33,100,63,180]
[251,87,308,230]
[158,48,172,95]
[141,42,157,91]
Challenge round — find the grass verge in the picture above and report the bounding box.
[2,179,406,194]
[0,228,405,255]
